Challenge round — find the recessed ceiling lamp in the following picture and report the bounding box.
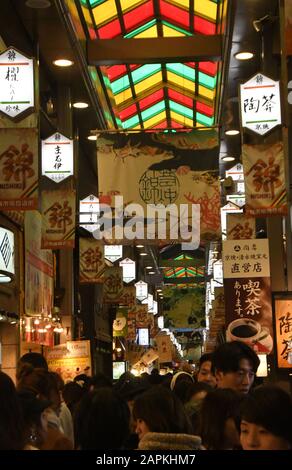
[140,252,147,256]
[234,51,254,60]
[148,271,155,274]
[136,244,144,248]
[87,135,97,141]
[25,0,51,7]
[225,129,240,136]
[73,102,89,109]
[221,155,235,162]
[53,59,74,67]
[157,289,162,292]
[146,266,153,269]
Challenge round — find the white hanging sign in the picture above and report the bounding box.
[79,194,100,233]
[0,47,34,120]
[142,293,154,311]
[119,258,136,283]
[104,245,123,263]
[42,132,74,183]
[135,280,148,301]
[240,73,281,135]
[225,163,244,182]
[0,227,15,283]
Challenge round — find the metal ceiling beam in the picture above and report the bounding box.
[87,35,222,65]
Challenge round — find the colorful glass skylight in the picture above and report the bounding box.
[162,254,205,280]
[74,0,226,129]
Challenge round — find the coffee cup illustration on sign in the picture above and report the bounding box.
[226,318,273,353]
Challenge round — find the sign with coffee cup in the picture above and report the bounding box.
[223,239,273,355]
[274,297,292,369]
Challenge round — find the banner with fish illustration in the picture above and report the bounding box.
[0,128,38,210]
[97,130,220,244]
[226,213,256,240]
[41,189,76,249]
[79,238,106,283]
[242,142,287,216]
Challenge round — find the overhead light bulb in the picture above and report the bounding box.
[234,51,254,60]
[87,135,97,141]
[146,266,153,269]
[221,155,235,162]
[53,59,74,67]
[225,129,240,136]
[140,252,147,256]
[73,102,89,109]
[136,244,144,248]
[148,271,155,274]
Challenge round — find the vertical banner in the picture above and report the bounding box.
[41,189,76,249]
[0,128,38,210]
[97,130,220,243]
[274,297,292,368]
[156,335,172,363]
[242,142,287,216]
[226,213,256,240]
[223,239,273,354]
[113,307,128,337]
[119,286,136,307]
[25,211,54,318]
[79,238,106,283]
[103,266,123,304]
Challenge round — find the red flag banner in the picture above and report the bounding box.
[242,142,287,216]
[0,128,38,210]
[41,189,76,249]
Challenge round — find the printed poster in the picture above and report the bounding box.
[25,211,54,317]
[41,189,76,249]
[46,340,91,382]
[97,130,220,243]
[156,335,172,363]
[242,142,287,216]
[274,298,292,368]
[0,128,38,210]
[79,238,106,283]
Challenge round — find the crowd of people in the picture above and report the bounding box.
[1,340,292,451]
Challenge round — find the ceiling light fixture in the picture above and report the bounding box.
[53,59,74,67]
[140,252,147,256]
[136,244,144,248]
[73,102,89,109]
[25,0,51,8]
[221,155,236,162]
[234,51,254,60]
[146,266,153,269]
[148,271,155,274]
[225,129,240,136]
[87,135,97,141]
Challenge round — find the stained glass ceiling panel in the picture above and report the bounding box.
[75,0,226,130]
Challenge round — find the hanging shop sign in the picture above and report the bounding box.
[135,280,148,301]
[42,132,73,183]
[223,238,273,355]
[119,257,135,284]
[104,244,123,263]
[240,73,281,135]
[226,213,256,240]
[79,194,100,233]
[142,293,154,311]
[103,266,123,304]
[0,227,14,283]
[0,47,34,121]
[274,295,292,369]
[46,340,91,382]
